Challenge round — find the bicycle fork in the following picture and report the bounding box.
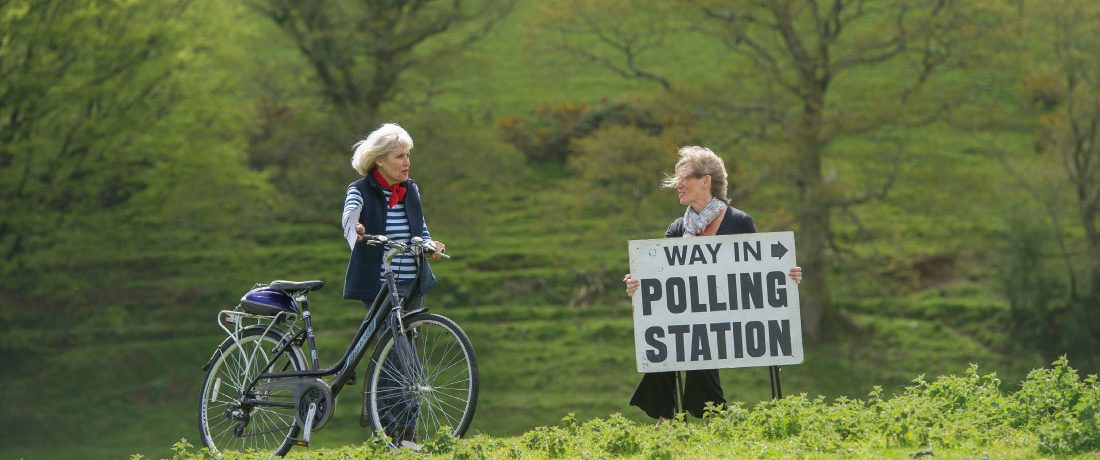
[391,314,425,388]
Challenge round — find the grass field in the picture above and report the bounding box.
[0,284,1048,459]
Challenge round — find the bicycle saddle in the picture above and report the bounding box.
[269,280,325,292]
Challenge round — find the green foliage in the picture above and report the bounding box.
[0,0,272,315]
[154,358,1097,459]
[872,366,1010,448]
[498,99,671,164]
[499,101,591,164]
[994,0,1100,376]
[592,414,643,455]
[1008,357,1100,455]
[523,425,571,457]
[997,216,1100,373]
[169,438,196,460]
[567,125,681,216]
[419,425,458,454]
[0,296,1076,460]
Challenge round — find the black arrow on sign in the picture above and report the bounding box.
[771,242,788,259]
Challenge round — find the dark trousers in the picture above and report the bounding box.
[362,282,421,432]
[629,369,725,419]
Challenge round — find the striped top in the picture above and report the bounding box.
[342,185,431,284]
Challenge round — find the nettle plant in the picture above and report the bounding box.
[1009,356,1100,455]
[161,358,1098,459]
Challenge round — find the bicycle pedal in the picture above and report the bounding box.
[292,439,310,447]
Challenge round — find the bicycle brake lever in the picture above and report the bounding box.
[411,236,450,259]
[364,235,389,246]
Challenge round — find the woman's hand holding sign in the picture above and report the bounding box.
[788,266,802,284]
[624,274,641,297]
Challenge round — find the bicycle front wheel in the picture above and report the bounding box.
[366,313,479,444]
[198,327,306,457]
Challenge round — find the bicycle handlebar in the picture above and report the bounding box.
[363,235,451,259]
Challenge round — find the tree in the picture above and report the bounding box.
[531,0,1008,340]
[701,0,972,340]
[1022,0,1100,283]
[530,0,678,91]
[0,0,270,293]
[0,0,184,270]
[248,0,515,125]
[999,0,1100,372]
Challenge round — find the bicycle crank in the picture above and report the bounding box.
[253,378,336,433]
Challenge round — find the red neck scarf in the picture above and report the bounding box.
[372,169,407,208]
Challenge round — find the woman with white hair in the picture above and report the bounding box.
[623,146,802,424]
[341,122,445,441]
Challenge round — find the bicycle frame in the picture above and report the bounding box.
[243,250,425,406]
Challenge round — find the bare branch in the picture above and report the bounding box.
[700,6,802,94]
[251,0,514,119]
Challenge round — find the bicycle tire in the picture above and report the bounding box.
[198,326,306,457]
[365,313,479,444]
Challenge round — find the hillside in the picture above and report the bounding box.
[3,1,1099,459]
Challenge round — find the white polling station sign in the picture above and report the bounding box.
[629,231,804,373]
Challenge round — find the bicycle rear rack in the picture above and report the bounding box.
[217,307,301,372]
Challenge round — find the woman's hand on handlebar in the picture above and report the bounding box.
[427,240,447,260]
[355,224,366,242]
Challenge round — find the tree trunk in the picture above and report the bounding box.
[793,94,831,342]
[1079,188,1100,285]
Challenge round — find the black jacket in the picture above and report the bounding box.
[342,175,436,301]
[628,204,757,420]
[665,206,757,238]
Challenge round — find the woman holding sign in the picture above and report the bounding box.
[623,146,802,424]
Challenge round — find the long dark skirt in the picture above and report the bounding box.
[629,369,725,419]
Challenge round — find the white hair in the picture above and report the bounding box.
[351,123,414,176]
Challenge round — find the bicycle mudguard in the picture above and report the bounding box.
[400,306,429,319]
[201,336,235,372]
[201,326,294,372]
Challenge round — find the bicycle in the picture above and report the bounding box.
[198,235,478,457]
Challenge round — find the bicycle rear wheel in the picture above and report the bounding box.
[365,313,479,445]
[198,327,306,457]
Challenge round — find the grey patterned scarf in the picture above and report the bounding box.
[682,197,727,237]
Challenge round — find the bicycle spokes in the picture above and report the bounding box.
[367,315,478,445]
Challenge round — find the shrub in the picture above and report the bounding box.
[497,99,670,164]
[1011,357,1100,455]
[523,426,570,457]
[157,359,1100,458]
[598,414,642,455]
[420,425,457,454]
[868,365,1011,448]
